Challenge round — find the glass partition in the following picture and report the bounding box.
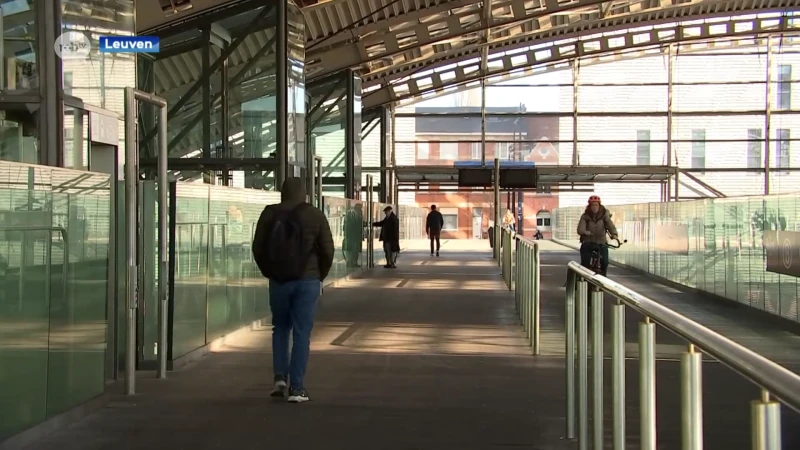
[0,162,111,439]
[552,194,800,323]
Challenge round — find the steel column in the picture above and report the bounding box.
[345,72,357,199]
[202,26,212,159]
[493,158,501,262]
[315,156,323,208]
[275,0,288,190]
[764,35,773,195]
[366,175,375,268]
[480,0,491,167]
[572,59,579,166]
[36,0,63,166]
[666,44,674,200]
[379,106,388,202]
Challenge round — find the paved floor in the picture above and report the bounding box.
[20,243,572,450]
[15,239,800,450]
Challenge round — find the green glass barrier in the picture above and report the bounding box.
[0,163,111,440]
[553,196,800,323]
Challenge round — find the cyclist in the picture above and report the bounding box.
[577,195,619,276]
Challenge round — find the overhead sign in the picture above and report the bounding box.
[764,230,800,277]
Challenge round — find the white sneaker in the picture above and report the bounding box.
[270,379,287,397]
[287,388,310,403]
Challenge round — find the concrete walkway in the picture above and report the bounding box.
[20,242,571,450]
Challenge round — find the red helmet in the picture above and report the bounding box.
[588,195,601,204]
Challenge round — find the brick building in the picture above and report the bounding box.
[410,106,561,239]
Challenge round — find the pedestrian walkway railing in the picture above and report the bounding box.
[499,228,541,355]
[564,262,800,450]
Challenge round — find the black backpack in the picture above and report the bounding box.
[253,203,311,282]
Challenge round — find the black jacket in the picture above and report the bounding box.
[373,212,400,250]
[252,178,335,281]
[426,210,444,234]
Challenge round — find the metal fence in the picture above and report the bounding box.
[498,228,800,450]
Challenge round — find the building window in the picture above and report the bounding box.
[777,64,792,111]
[440,207,458,230]
[440,142,458,160]
[691,129,706,170]
[496,142,511,160]
[747,128,762,169]
[471,142,481,160]
[776,129,791,170]
[417,142,429,159]
[636,130,650,165]
[536,211,552,230]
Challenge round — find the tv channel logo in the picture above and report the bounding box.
[54,31,91,59]
[99,36,160,53]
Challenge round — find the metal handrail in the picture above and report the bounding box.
[499,228,541,355]
[565,261,798,450]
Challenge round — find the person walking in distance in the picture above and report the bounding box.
[252,177,334,403]
[426,204,444,256]
[372,205,400,268]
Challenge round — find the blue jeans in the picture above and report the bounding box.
[269,278,321,390]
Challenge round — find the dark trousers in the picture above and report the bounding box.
[429,231,441,254]
[579,242,609,276]
[383,242,398,266]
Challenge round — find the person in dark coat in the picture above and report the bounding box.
[372,205,400,268]
[425,204,444,257]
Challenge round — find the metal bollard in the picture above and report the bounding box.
[565,271,576,440]
[577,280,589,450]
[681,344,703,450]
[591,288,604,450]
[751,390,781,450]
[532,243,540,355]
[640,319,657,450]
[612,301,626,450]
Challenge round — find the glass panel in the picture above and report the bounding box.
[0,161,111,437]
[553,192,800,324]
[62,0,136,161]
[309,73,347,197]
[2,1,37,92]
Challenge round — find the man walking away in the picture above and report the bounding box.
[252,177,334,403]
[426,204,444,256]
[372,205,400,268]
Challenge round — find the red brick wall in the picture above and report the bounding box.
[416,191,559,239]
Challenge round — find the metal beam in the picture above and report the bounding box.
[309,0,613,79]
[143,4,275,144]
[362,11,797,108]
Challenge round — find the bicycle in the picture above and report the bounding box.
[584,237,626,277]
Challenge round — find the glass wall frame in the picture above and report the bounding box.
[393,33,800,209]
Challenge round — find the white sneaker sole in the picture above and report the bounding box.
[287,395,310,403]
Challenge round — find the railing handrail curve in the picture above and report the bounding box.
[567,260,800,412]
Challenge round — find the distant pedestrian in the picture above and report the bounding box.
[426,204,444,256]
[372,205,400,268]
[252,177,334,403]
